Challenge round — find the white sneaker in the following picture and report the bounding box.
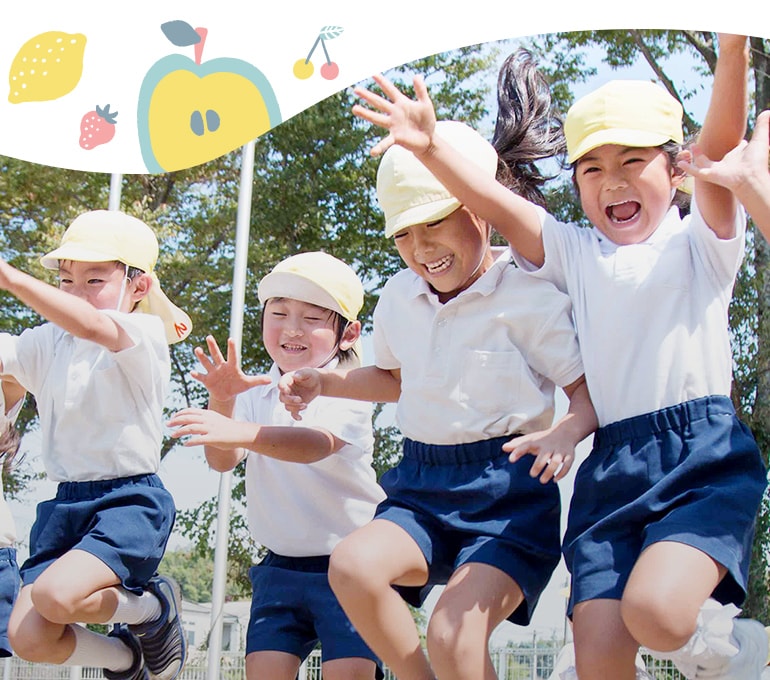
[693,619,769,679]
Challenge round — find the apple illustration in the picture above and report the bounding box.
[137,20,281,173]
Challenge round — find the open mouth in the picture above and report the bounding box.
[425,254,453,275]
[606,200,641,224]
[281,343,306,353]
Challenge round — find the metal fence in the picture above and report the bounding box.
[1,647,683,679]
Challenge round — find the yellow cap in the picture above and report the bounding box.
[258,251,364,323]
[376,120,498,238]
[40,210,192,344]
[565,80,683,163]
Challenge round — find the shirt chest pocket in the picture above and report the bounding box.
[459,350,524,415]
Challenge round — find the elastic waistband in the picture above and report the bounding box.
[0,547,15,561]
[402,435,519,465]
[260,551,330,573]
[595,395,736,447]
[55,473,163,501]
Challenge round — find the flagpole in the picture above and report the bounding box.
[207,140,255,679]
[108,173,123,210]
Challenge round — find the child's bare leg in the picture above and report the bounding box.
[621,540,725,651]
[28,549,124,624]
[329,519,434,680]
[427,562,524,680]
[9,550,125,663]
[321,657,380,680]
[245,650,301,680]
[572,599,640,680]
[8,585,74,663]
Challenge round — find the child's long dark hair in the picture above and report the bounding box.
[492,48,567,209]
[0,418,21,476]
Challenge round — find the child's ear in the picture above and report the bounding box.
[339,320,362,351]
[130,272,153,302]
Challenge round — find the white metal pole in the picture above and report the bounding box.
[108,173,123,210]
[207,140,256,680]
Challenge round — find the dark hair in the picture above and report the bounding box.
[0,419,21,476]
[125,265,145,280]
[260,299,358,366]
[492,48,568,208]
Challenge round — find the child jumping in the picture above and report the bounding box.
[278,122,597,680]
[349,34,769,680]
[0,210,191,680]
[0,376,25,659]
[168,251,386,680]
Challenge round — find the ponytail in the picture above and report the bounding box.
[492,48,567,208]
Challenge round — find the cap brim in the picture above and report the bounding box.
[40,243,123,269]
[568,129,676,163]
[384,197,461,238]
[258,272,350,320]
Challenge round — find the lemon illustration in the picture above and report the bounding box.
[8,31,86,103]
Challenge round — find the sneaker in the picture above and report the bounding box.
[694,618,769,679]
[129,575,187,680]
[104,624,149,680]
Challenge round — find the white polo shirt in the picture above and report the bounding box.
[235,362,385,557]
[514,197,745,427]
[0,310,170,482]
[373,247,584,445]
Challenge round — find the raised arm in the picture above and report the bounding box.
[353,74,546,266]
[694,33,750,239]
[0,257,136,352]
[187,334,271,470]
[679,110,770,243]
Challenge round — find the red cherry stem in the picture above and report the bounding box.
[194,27,208,65]
[321,37,331,65]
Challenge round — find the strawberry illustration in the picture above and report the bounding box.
[79,104,118,150]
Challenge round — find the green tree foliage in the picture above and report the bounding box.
[159,548,250,603]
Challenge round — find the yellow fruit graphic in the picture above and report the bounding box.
[8,31,86,103]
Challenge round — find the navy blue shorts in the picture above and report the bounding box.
[375,436,562,625]
[0,548,19,657]
[564,395,767,616]
[245,551,381,670]
[20,474,176,593]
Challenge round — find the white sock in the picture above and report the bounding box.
[648,599,740,677]
[64,624,134,672]
[106,587,162,625]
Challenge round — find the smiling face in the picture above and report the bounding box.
[393,206,495,303]
[574,144,683,245]
[58,260,140,312]
[262,298,348,373]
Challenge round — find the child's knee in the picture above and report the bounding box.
[7,605,58,661]
[29,577,81,624]
[621,589,695,650]
[328,538,376,595]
